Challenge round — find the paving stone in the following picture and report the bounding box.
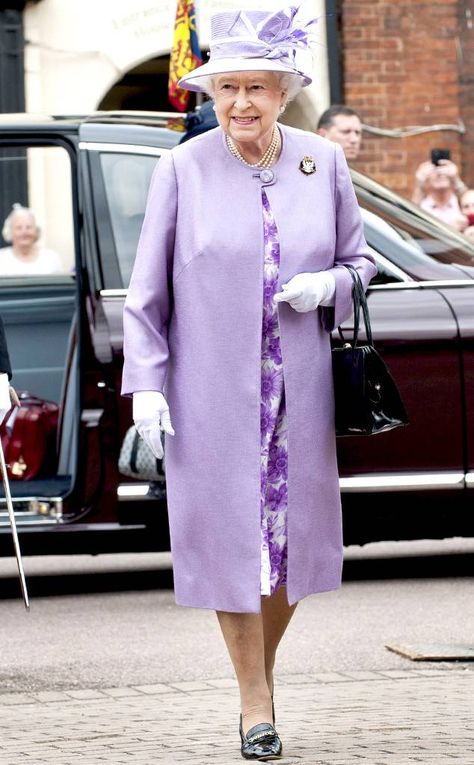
[309,672,350,683]
[168,680,213,692]
[64,689,108,700]
[342,670,388,681]
[100,687,144,698]
[413,668,467,677]
[0,693,36,705]
[133,683,178,695]
[278,672,318,684]
[31,691,73,703]
[376,670,419,679]
[205,678,239,689]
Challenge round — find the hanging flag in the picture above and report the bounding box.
[168,0,202,112]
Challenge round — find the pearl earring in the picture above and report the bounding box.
[280,105,286,114]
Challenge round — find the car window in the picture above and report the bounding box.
[0,145,75,279]
[353,171,474,280]
[100,153,157,287]
[360,208,460,282]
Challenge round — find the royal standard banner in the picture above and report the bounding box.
[168,0,202,111]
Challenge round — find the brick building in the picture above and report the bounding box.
[339,0,474,198]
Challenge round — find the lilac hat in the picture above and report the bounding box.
[178,5,318,92]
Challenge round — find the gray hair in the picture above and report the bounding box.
[277,73,305,101]
[205,71,304,103]
[1,204,40,244]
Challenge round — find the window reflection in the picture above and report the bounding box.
[100,153,156,287]
[354,170,474,281]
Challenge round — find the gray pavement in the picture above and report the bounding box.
[1,542,474,692]
[1,540,473,763]
[0,667,472,764]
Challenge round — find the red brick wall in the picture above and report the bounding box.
[340,0,466,198]
[458,1,474,187]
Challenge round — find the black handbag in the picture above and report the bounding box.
[332,265,409,436]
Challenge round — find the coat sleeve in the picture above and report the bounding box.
[322,144,377,332]
[0,316,12,379]
[121,151,177,396]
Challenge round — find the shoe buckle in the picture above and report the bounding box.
[247,729,275,745]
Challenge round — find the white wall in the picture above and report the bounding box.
[24,0,329,121]
[27,147,75,272]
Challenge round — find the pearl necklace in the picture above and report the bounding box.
[226,127,280,168]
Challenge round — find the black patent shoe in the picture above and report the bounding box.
[239,716,283,761]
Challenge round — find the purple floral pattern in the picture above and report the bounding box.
[260,189,288,597]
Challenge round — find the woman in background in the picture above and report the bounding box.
[0,204,62,276]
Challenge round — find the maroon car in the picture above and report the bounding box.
[0,112,473,554]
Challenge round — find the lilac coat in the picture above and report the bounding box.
[122,124,376,613]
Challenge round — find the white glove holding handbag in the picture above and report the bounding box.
[132,390,175,460]
[274,271,336,313]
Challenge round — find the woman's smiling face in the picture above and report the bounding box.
[10,211,38,249]
[212,71,286,148]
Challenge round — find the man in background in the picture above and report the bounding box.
[317,105,362,162]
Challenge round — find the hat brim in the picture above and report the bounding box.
[178,58,311,93]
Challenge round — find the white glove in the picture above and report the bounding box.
[274,271,336,313]
[132,390,175,460]
[0,373,11,425]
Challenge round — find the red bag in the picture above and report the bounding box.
[1,392,59,480]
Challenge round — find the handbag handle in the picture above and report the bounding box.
[338,265,373,348]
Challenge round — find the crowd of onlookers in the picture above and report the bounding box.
[316,104,474,242]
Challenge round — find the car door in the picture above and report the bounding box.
[337,281,463,480]
[436,285,474,495]
[337,202,470,543]
[0,134,82,535]
[79,128,174,533]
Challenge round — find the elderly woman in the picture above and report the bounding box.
[0,204,62,276]
[122,6,376,760]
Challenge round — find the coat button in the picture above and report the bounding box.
[259,169,274,183]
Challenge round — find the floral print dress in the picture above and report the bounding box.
[260,189,288,597]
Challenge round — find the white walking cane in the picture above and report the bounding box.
[0,437,30,610]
